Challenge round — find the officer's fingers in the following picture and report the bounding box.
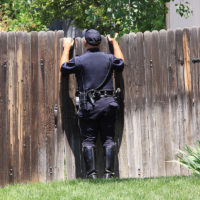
[63,38,73,47]
[71,39,74,46]
[107,34,113,42]
[114,33,118,39]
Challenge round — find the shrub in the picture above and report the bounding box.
[177,140,200,175]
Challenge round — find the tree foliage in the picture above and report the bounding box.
[0,0,193,34]
[0,0,46,31]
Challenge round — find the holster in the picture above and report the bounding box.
[114,88,121,103]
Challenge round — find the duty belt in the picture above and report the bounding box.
[88,89,114,98]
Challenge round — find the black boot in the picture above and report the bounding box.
[104,145,115,178]
[83,146,97,179]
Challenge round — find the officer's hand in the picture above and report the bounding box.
[107,33,118,43]
[63,38,74,49]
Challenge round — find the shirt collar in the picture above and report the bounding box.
[86,48,100,52]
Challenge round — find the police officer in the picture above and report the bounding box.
[60,29,124,179]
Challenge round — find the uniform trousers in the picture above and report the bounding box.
[78,96,118,148]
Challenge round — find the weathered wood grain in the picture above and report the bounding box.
[143,31,152,177]
[45,31,56,181]
[16,32,24,182]
[176,28,188,175]
[136,32,147,178]
[22,32,31,182]
[166,29,179,176]
[125,33,136,178]
[150,30,160,177]
[0,32,8,186]
[37,31,47,182]
[181,28,192,176]
[118,34,129,178]
[56,30,65,180]
[30,31,39,182]
[7,32,17,184]
[157,29,168,177]
[62,37,81,179]
[197,27,200,142]
[189,27,199,146]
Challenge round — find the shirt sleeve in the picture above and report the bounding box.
[60,57,78,76]
[111,55,124,72]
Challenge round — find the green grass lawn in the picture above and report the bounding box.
[0,176,200,200]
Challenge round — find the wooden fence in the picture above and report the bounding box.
[1,27,200,186]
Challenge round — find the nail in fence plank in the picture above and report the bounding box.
[45,31,56,181]
[30,31,39,182]
[56,30,65,180]
[0,32,8,186]
[38,31,47,182]
[22,32,31,182]
[166,29,179,176]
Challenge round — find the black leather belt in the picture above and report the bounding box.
[87,89,114,100]
[99,90,114,96]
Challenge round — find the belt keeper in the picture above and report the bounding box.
[104,91,107,97]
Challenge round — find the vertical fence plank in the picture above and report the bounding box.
[166,29,179,176]
[16,32,25,182]
[143,31,152,177]
[157,29,168,177]
[0,32,8,186]
[197,27,200,141]
[30,31,39,182]
[22,32,31,182]
[126,33,137,177]
[56,30,65,180]
[37,31,47,182]
[71,37,85,178]
[7,32,17,184]
[62,37,81,179]
[118,35,129,178]
[136,32,146,178]
[45,31,56,181]
[175,28,186,176]
[150,30,159,177]
[181,28,192,176]
[189,27,199,145]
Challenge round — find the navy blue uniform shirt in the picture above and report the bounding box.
[61,48,124,91]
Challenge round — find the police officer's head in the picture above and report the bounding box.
[82,29,101,49]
